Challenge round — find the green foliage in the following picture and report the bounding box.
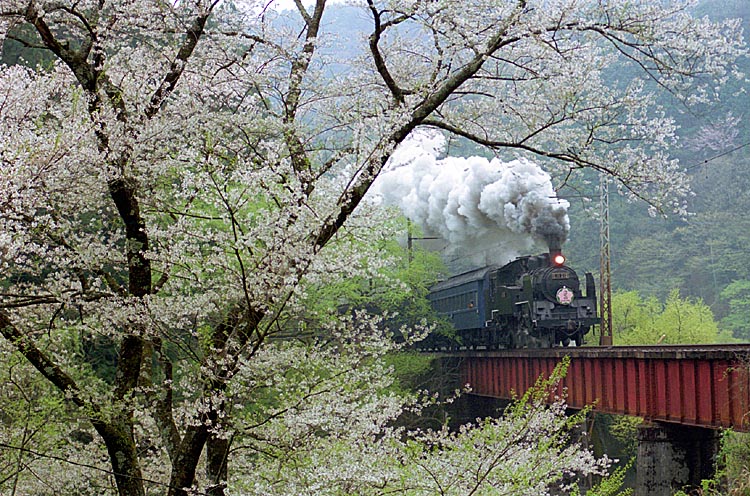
[0,344,106,495]
[382,351,435,396]
[607,416,642,459]
[720,280,750,340]
[615,232,686,300]
[612,290,732,345]
[297,214,448,336]
[0,24,56,69]
[1,1,746,494]
[562,3,750,314]
[571,459,634,496]
[717,430,750,495]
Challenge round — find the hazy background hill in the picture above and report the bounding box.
[564,0,750,338]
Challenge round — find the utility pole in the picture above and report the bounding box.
[599,175,613,346]
[406,219,440,263]
[407,219,413,263]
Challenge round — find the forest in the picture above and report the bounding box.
[562,1,750,343]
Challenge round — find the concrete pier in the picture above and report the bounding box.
[636,422,720,496]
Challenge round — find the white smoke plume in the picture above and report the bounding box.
[373,130,570,265]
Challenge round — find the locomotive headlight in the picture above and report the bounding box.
[553,254,566,266]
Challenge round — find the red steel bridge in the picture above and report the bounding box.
[459,344,750,431]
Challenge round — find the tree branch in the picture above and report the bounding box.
[283,0,326,189]
[145,9,214,119]
[367,0,408,104]
[312,1,530,253]
[0,310,87,408]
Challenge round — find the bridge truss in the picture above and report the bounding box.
[459,344,750,431]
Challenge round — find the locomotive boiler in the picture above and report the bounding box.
[427,249,598,349]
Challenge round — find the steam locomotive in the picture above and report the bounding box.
[426,249,598,349]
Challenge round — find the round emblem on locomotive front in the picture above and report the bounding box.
[556,286,574,305]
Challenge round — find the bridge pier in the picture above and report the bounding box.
[635,422,720,496]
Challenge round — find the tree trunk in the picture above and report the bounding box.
[167,426,210,496]
[96,421,146,496]
[206,435,230,496]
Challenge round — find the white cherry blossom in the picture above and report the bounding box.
[0,1,744,494]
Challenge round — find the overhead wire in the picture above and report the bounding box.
[0,441,193,494]
[685,140,750,172]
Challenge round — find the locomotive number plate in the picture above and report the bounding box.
[551,272,569,280]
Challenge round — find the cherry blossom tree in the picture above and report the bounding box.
[0,0,745,494]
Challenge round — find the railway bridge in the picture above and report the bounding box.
[448,344,750,496]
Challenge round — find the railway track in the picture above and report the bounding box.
[449,343,750,360]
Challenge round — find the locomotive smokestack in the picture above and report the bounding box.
[548,238,562,259]
[548,238,565,266]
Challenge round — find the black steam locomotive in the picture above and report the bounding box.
[426,249,598,349]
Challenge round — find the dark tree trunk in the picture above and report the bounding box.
[206,435,230,496]
[97,422,147,496]
[167,426,210,496]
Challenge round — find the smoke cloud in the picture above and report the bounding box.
[373,130,569,265]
